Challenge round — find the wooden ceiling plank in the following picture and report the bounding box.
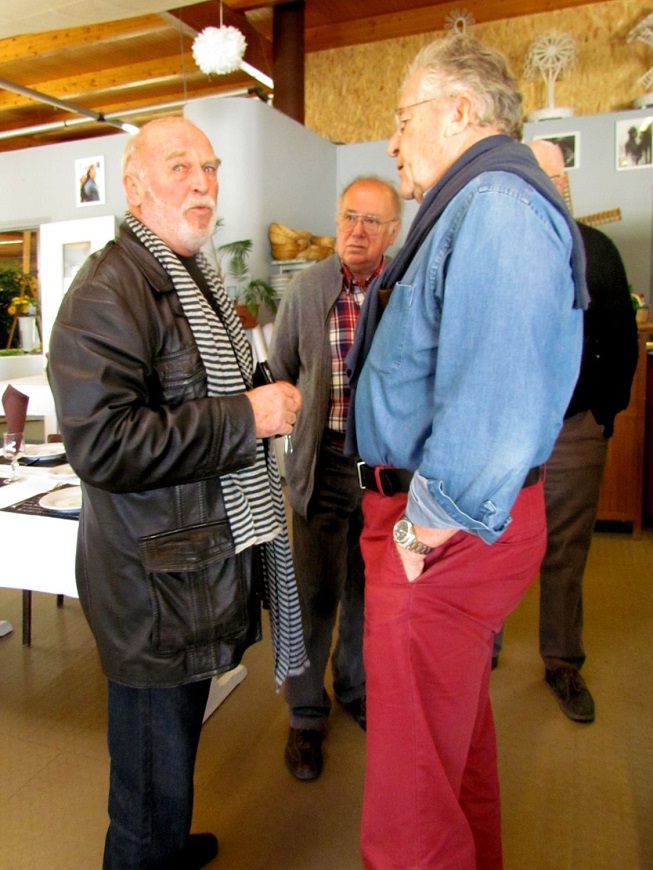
[0,15,169,63]
[0,47,268,112]
[0,49,223,108]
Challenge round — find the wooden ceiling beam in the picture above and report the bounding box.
[0,49,265,111]
[0,15,167,63]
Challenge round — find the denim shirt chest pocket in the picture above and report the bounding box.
[371,282,416,374]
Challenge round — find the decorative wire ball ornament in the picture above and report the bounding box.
[524,30,576,110]
[627,12,653,98]
[444,9,475,35]
[192,25,247,76]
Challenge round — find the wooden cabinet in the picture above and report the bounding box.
[595,326,649,536]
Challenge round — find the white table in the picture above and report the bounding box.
[0,463,246,717]
[0,464,79,642]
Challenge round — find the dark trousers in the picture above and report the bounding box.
[284,440,366,729]
[493,410,607,669]
[103,677,211,869]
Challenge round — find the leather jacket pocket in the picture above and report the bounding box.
[153,345,206,407]
[140,521,254,655]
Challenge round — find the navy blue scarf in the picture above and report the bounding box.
[344,134,588,455]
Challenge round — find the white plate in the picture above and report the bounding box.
[24,443,66,461]
[39,486,82,513]
[48,463,79,481]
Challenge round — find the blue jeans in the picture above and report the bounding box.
[103,677,211,869]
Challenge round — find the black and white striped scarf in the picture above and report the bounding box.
[126,214,308,687]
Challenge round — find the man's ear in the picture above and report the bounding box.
[388,219,401,247]
[124,172,144,209]
[444,94,474,137]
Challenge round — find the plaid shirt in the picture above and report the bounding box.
[327,258,385,433]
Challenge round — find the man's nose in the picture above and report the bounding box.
[387,131,400,157]
[190,165,210,191]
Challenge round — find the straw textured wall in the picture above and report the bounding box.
[306,0,653,144]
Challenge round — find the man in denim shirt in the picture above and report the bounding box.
[347,36,587,869]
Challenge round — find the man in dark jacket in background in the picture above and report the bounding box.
[48,116,304,869]
[493,138,639,723]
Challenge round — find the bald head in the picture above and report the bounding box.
[122,117,220,256]
[526,139,567,196]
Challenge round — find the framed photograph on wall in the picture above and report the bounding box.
[616,117,653,170]
[75,155,105,206]
[532,132,579,170]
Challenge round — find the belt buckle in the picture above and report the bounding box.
[356,460,367,490]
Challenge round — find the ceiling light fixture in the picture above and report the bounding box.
[192,1,247,76]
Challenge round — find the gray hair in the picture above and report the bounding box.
[122,116,201,176]
[338,175,403,222]
[406,35,523,141]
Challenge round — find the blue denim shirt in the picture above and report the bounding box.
[355,171,583,544]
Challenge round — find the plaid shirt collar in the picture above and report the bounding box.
[340,257,386,294]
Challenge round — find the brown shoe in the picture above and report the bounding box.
[545,667,595,723]
[284,727,323,781]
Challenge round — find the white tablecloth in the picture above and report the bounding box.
[0,465,79,597]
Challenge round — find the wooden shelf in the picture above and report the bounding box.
[596,327,649,537]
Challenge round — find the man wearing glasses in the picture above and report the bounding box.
[268,176,400,781]
[346,36,587,868]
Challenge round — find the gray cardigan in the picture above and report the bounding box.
[268,255,344,517]
[268,253,391,517]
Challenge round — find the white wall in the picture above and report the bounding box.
[185,97,337,284]
[0,132,128,230]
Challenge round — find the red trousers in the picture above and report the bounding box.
[359,482,546,870]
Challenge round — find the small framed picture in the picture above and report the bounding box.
[532,132,579,170]
[75,155,105,206]
[616,117,653,170]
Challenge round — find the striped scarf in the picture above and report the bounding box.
[126,214,308,687]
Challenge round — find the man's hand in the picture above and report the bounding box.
[246,381,302,438]
[395,524,458,583]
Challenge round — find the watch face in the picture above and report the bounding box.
[393,518,413,545]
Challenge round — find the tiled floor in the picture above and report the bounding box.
[1,525,652,869]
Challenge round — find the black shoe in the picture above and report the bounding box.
[284,727,323,781]
[166,833,218,869]
[545,667,595,723]
[336,695,367,731]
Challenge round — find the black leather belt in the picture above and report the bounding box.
[357,462,412,495]
[357,462,543,496]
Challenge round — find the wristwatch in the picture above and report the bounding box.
[392,516,433,555]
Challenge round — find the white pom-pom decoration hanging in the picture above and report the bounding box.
[192,26,247,76]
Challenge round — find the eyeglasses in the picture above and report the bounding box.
[338,212,397,235]
[394,97,441,134]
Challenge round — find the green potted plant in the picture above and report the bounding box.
[0,267,40,350]
[216,238,278,329]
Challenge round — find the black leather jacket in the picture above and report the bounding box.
[48,223,262,687]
